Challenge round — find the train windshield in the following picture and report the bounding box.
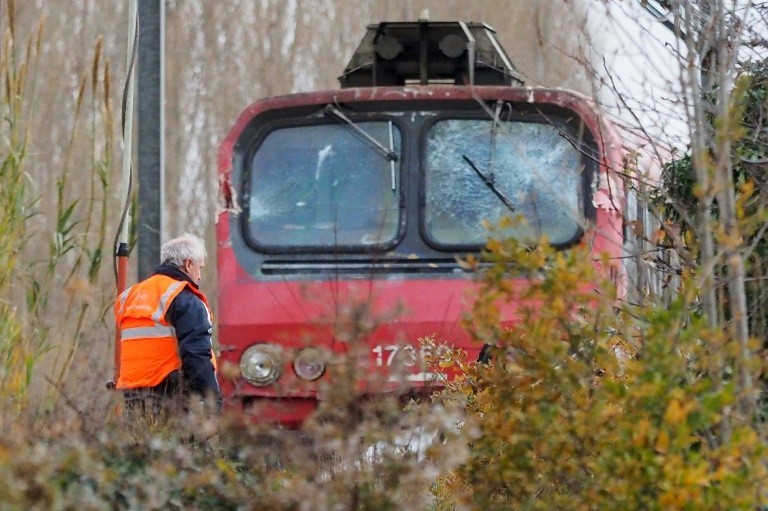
[425,119,584,246]
[246,122,402,250]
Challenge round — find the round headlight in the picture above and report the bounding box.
[293,348,326,381]
[240,344,283,386]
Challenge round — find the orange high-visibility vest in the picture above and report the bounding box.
[115,274,216,389]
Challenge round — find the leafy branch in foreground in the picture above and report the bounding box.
[432,234,766,510]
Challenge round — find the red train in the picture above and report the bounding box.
[216,21,625,424]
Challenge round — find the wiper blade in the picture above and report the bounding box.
[462,154,515,213]
[324,105,398,162]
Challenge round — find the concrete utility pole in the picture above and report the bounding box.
[137,0,165,279]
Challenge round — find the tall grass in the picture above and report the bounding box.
[0,5,45,404]
[48,34,114,394]
[0,3,115,412]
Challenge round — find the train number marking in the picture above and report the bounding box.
[371,344,434,367]
[372,344,399,366]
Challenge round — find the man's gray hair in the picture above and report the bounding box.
[160,233,207,267]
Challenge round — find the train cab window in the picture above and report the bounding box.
[246,122,401,250]
[424,118,584,247]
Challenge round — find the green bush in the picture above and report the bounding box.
[432,235,767,510]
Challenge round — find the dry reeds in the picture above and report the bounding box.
[0,4,115,412]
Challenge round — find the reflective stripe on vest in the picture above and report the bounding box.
[120,324,176,341]
[153,281,186,323]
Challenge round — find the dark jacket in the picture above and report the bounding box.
[154,262,222,410]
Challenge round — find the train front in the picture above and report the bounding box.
[216,22,624,424]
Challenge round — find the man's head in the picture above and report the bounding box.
[160,233,207,284]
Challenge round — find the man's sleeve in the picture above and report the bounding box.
[166,290,222,409]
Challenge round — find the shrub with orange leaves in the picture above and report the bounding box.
[432,235,767,510]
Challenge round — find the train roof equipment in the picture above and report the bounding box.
[339,21,526,88]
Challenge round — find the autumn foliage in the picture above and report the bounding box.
[431,234,767,510]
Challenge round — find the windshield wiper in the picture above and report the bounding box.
[324,105,398,162]
[462,154,515,213]
[325,105,398,191]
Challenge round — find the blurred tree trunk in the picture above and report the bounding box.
[683,0,720,330]
[671,0,755,416]
[708,0,753,413]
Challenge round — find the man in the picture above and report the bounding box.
[115,233,222,414]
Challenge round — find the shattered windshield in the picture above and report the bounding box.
[425,119,584,246]
[246,122,401,249]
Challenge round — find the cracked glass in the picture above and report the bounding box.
[247,122,401,249]
[425,119,584,246]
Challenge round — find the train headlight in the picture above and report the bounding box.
[240,344,283,386]
[293,348,326,381]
